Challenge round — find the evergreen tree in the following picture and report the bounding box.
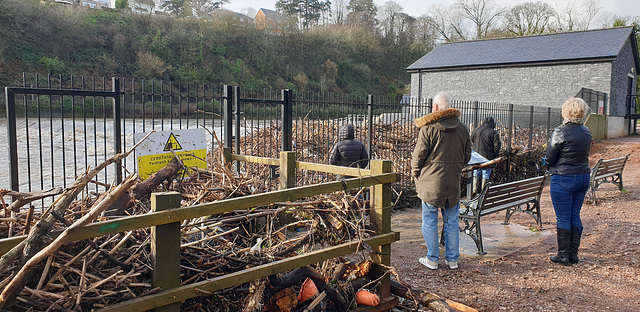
[276,0,331,30]
[347,0,377,30]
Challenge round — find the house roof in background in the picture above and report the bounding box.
[407,27,639,72]
[258,8,282,19]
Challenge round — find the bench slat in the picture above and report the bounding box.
[481,191,540,211]
[479,198,534,216]
[484,182,541,198]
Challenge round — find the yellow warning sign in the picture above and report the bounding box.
[163,133,183,151]
[134,129,208,180]
[137,150,207,180]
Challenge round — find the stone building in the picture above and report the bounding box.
[407,27,639,120]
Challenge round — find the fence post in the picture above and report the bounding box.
[472,101,479,132]
[222,147,232,168]
[281,89,293,152]
[367,95,373,165]
[507,104,514,181]
[279,151,296,189]
[370,160,392,299]
[547,107,551,136]
[151,192,181,312]
[234,86,241,174]
[223,85,233,149]
[113,77,122,184]
[528,106,534,150]
[5,88,18,194]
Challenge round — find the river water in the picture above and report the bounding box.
[0,117,269,209]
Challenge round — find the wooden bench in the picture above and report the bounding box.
[588,154,630,205]
[457,175,545,255]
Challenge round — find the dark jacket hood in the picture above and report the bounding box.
[339,124,355,140]
[482,117,496,129]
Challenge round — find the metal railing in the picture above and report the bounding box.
[4,74,564,209]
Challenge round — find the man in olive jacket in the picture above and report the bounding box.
[411,92,471,270]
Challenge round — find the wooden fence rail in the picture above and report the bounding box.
[0,150,399,311]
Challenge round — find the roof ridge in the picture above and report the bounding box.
[441,26,634,45]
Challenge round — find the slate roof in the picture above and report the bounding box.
[407,27,638,72]
[258,8,282,19]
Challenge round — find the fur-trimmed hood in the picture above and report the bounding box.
[414,108,461,128]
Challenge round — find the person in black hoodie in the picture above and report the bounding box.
[545,98,592,265]
[329,124,369,174]
[471,116,501,193]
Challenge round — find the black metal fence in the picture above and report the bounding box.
[3,74,564,209]
[576,87,608,115]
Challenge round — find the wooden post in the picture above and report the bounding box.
[369,160,392,298]
[151,192,182,312]
[222,147,232,170]
[280,151,296,189]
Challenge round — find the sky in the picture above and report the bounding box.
[221,0,639,21]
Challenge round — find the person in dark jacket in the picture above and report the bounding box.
[411,92,472,270]
[471,117,501,193]
[329,124,369,172]
[545,97,592,266]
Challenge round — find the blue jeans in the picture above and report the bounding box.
[421,201,460,263]
[474,168,492,180]
[549,174,590,231]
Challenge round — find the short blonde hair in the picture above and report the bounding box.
[561,98,589,120]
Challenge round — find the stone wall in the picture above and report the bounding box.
[610,38,638,117]
[411,62,612,110]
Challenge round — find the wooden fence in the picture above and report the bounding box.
[0,149,400,311]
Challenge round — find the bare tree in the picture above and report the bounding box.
[504,1,555,36]
[429,4,469,42]
[552,0,602,32]
[189,0,228,18]
[333,0,348,25]
[414,14,438,49]
[379,1,404,41]
[455,0,504,39]
[394,12,417,45]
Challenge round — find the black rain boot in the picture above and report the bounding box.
[550,228,571,265]
[569,226,583,264]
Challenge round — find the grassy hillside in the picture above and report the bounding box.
[0,0,428,97]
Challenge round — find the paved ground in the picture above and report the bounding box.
[392,208,552,261]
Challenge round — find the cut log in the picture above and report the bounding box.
[268,266,346,311]
[390,280,478,312]
[102,156,183,216]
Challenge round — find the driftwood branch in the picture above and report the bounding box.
[0,188,63,213]
[103,156,184,216]
[0,174,138,309]
[461,157,506,173]
[0,131,152,277]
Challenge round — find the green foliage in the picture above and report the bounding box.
[116,0,128,10]
[39,56,66,75]
[0,0,423,95]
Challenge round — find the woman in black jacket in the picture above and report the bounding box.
[545,98,592,265]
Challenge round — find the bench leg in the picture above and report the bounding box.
[459,217,486,255]
[616,174,624,191]
[475,221,485,255]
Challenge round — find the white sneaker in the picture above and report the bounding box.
[418,257,438,270]
[445,260,458,269]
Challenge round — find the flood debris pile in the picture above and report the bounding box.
[0,148,469,311]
